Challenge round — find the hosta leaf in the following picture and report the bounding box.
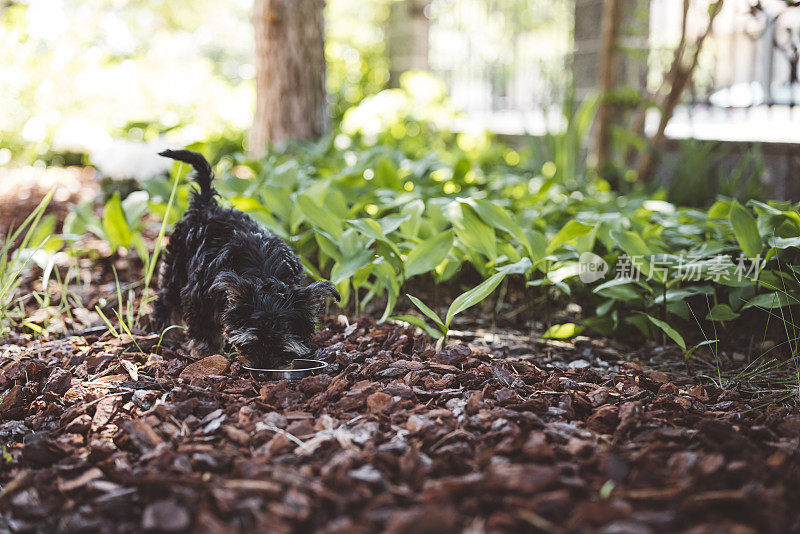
[391,315,444,339]
[593,278,643,303]
[768,236,800,249]
[102,193,133,249]
[705,304,740,321]
[378,213,412,235]
[729,200,762,258]
[547,221,593,253]
[298,194,343,239]
[445,271,506,326]
[463,198,532,258]
[404,229,453,279]
[448,202,497,260]
[611,230,649,257]
[399,200,425,237]
[706,304,739,321]
[610,230,665,283]
[742,291,798,310]
[330,249,373,285]
[406,294,445,329]
[541,322,584,339]
[547,262,581,283]
[347,218,401,257]
[496,257,532,275]
[641,313,686,350]
[120,190,149,225]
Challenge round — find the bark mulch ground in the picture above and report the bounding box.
[1,317,799,533]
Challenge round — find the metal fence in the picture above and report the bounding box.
[426,0,573,134]
[425,0,800,142]
[654,0,800,143]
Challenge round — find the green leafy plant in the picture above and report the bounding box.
[0,189,55,336]
[399,258,531,342]
[64,191,150,262]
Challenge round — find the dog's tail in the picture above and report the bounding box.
[159,149,216,203]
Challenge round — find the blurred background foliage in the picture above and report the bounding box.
[0,0,404,163]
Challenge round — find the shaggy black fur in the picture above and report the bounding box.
[153,149,339,368]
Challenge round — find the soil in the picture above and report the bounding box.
[2,317,799,533]
[0,166,97,239]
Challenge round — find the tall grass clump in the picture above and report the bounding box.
[0,189,55,336]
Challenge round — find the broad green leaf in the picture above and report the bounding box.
[653,286,714,304]
[611,230,650,257]
[297,194,343,239]
[330,249,373,285]
[102,193,133,249]
[445,271,506,326]
[406,294,445,329]
[742,291,798,310]
[496,257,533,275]
[391,315,444,339]
[463,198,532,258]
[707,199,731,219]
[399,200,425,237]
[526,229,548,267]
[374,155,400,188]
[347,218,402,257]
[610,230,664,283]
[378,213,411,235]
[642,313,686,350]
[768,236,800,249]
[314,232,342,262]
[593,279,643,303]
[547,220,593,253]
[705,304,740,321]
[448,202,497,260]
[684,339,719,360]
[547,262,581,283]
[729,200,762,258]
[541,322,584,339]
[121,190,149,224]
[404,229,453,279]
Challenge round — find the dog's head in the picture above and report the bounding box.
[212,272,339,368]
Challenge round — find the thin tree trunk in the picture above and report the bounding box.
[635,0,723,182]
[250,0,327,158]
[593,0,623,174]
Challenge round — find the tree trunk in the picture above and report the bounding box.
[387,0,430,88]
[250,0,327,157]
[593,0,623,174]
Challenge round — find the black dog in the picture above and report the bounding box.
[153,149,339,367]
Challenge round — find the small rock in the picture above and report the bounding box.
[568,359,591,369]
[142,499,190,532]
[132,390,156,410]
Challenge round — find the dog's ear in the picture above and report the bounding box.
[211,271,249,302]
[305,280,340,311]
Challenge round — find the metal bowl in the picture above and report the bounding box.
[242,358,328,380]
